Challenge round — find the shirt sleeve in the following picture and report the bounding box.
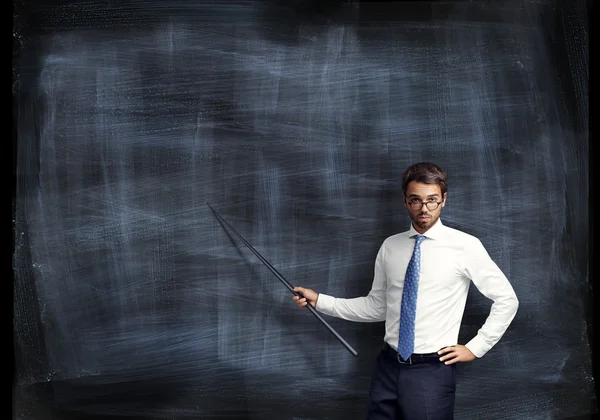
[315,242,388,323]
[463,238,519,358]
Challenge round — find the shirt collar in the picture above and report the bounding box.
[408,218,445,240]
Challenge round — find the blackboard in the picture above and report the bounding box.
[13,0,594,419]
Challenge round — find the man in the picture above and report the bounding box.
[292,162,519,420]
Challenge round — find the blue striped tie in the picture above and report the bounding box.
[398,234,426,360]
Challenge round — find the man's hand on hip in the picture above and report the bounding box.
[437,345,476,364]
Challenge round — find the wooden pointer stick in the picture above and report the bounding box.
[207,203,358,357]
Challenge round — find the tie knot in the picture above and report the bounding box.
[413,235,426,247]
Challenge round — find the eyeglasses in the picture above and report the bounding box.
[406,199,442,211]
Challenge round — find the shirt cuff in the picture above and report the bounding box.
[464,335,491,358]
[315,293,336,316]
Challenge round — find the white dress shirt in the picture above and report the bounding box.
[315,218,519,358]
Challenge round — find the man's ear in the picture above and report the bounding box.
[441,193,447,207]
[402,193,408,209]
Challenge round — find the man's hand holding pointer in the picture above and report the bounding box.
[292,287,318,309]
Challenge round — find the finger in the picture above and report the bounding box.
[437,347,453,355]
[439,351,455,361]
[442,355,461,365]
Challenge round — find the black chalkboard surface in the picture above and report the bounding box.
[13,0,593,419]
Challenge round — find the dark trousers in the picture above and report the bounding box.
[366,343,457,420]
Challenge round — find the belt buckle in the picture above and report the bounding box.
[397,353,412,364]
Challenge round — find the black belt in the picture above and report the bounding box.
[383,342,442,365]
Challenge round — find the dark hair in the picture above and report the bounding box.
[402,162,448,196]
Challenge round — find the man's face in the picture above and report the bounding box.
[403,181,446,233]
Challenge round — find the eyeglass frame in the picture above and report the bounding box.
[405,198,443,211]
